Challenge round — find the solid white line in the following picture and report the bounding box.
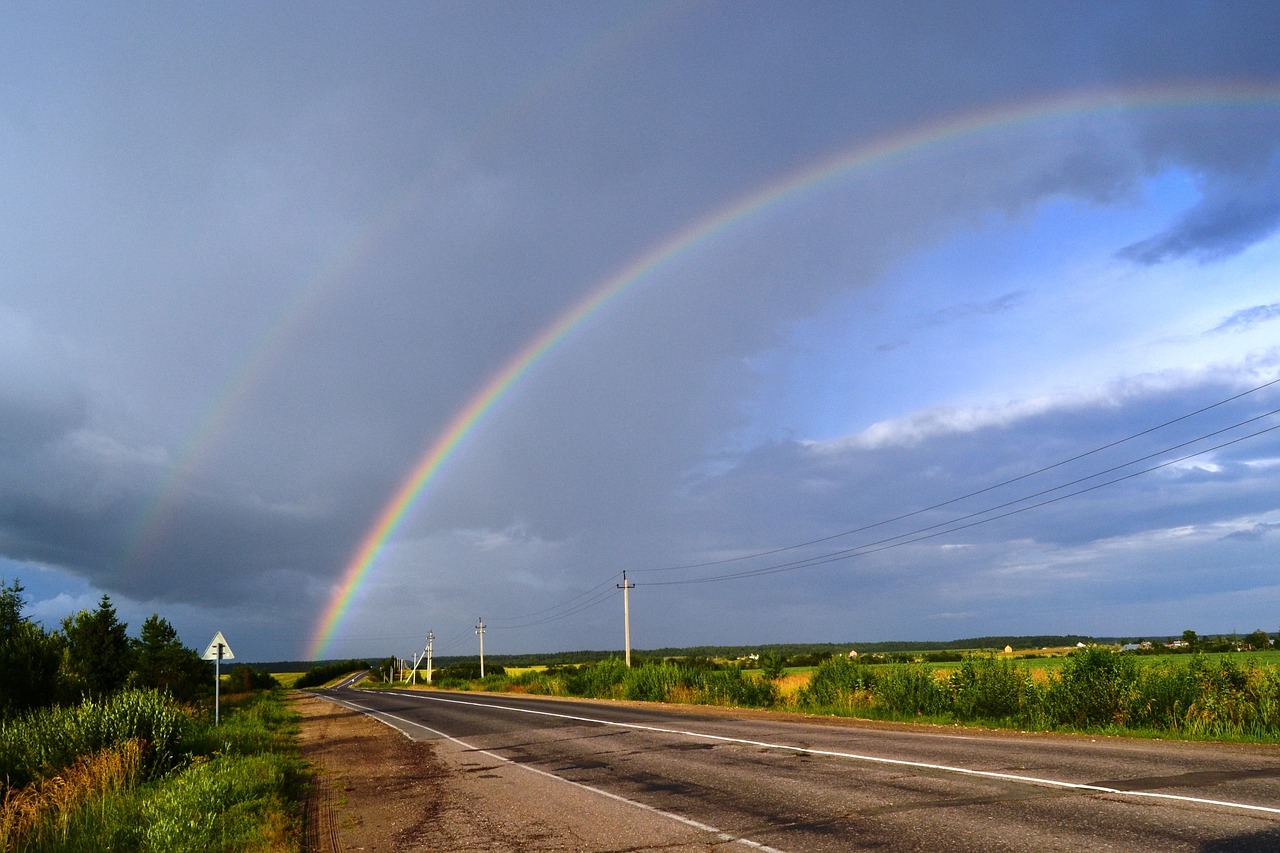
[376,690,1280,818]
[317,693,789,853]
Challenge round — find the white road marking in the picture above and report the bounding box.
[373,690,1280,819]
[318,693,789,853]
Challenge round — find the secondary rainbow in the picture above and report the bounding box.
[309,81,1280,658]
[121,7,671,575]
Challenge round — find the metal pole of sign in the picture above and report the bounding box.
[215,644,223,726]
[203,632,234,727]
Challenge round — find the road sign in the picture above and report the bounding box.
[202,631,235,661]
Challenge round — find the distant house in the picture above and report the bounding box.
[1003,645,1013,654]
[847,649,858,658]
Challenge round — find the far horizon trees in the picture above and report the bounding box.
[1245,628,1273,650]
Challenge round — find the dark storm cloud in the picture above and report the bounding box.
[1,3,1279,656]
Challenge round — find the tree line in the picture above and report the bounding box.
[0,578,263,719]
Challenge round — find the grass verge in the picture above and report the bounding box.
[0,690,301,852]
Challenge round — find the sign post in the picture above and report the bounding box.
[202,631,235,725]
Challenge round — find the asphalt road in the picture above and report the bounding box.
[317,687,1280,852]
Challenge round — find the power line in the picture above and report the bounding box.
[645,418,1280,586]
[485,577,618,627]
[487,585,619,631]
[461,376,1280,631]
[633,375,1280,575]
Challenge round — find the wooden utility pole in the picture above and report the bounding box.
[618,572,635,667]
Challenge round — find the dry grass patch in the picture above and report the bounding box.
[0,739,145,850]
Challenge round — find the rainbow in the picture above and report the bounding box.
[121,6,677,571]
[309,81,1280,658]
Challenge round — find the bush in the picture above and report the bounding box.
[1129,655,1280,738]
[874,664,950,718]
[760,652,787,681]
[798,655,876,710]
[506,670,563,695]
[1045,646,1139,728]
[623,662,683,702]
[950,654,1036,722]
[225,666,280,693]
[563,659,628,698]
[698,669,778,707]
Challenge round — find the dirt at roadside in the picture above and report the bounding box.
[291,692,724,853]
[295,692,566,852]
[294,693,447,852]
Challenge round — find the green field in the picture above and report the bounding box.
[273,672,306,689]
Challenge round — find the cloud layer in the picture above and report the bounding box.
[2,4,1279,658]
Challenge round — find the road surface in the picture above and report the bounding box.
[314,687,1280,852]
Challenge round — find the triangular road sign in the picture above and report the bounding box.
[202,631,235,661]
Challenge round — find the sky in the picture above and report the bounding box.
[3,2,1280,663]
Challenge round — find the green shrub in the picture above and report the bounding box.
[563,659,628,698]
[12,696,299,852]
[623,662,686,702]
[760,652,787,681]
[950,654,1037,722]
[1045,646,1139,728]
[698,669,778,707]
[874,664,950,718]
[797,655,876,710]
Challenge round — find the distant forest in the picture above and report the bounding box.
[256,635,1177,672]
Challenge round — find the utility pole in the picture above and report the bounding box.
[410,631,434,686]
[475,618,486,678]
[618,571,635,667]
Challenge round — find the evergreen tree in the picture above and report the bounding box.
[132,613,209,701]
[62,594,134,696]
[0,579,63,716]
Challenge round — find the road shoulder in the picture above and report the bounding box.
[292,692,728,852]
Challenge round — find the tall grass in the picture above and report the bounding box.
[789,648,1280,737]
[0,690,299,852]
[0,739,145,850]
[563,659,628,699]
[425,649,1280,740]
[796,655,876,713]
[1127,655,1280,737]
[950,654,1038,722]
[0,690,187,791]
